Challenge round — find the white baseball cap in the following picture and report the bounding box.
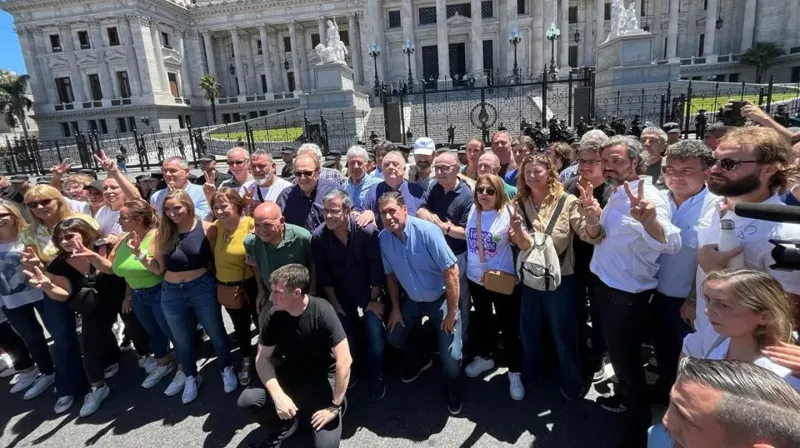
[413,137,435,156]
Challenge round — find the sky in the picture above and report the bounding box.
[0,11,26,74]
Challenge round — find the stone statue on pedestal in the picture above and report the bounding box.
[314,19,349,65]
[605,0,644,42]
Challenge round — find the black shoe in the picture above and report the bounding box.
[368,378,386,401]
[597,394,627,413]
[119,336,133,352]
[249,419,298,448]
[401,359,433,383]
[446,386,462,416]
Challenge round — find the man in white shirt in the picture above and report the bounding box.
[589,136,681,446]
[693,126,800,333]
[149,156,210,219]
[239,150,291,215]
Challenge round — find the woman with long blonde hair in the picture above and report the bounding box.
[136,189,235,404]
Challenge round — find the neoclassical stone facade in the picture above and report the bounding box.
[3,0,799,140]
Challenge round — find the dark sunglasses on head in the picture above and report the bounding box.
[712,157,761,172]
[476,186,497,196]
[294,170,315,178]
[26,199,53,209]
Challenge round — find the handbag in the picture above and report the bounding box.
[476,209,517,295]
[516,193,569,292]
[216,229,247,309]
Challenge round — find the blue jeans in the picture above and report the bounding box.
[387,295,461,385]
[40,298,86,398]
[132,283,172,360]
[3,301,55,376]
[160,272,232,377]
[338,302,385,382]
[520,275,582,398]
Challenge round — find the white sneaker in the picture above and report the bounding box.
[79,385,110,418]
[222,366,238,393]
[24,373,55,400]
[181,375,202,404]
[54,395,75,414]
[464,356,495,378]
[138,356,158,375]
[142,363,175,389]
[0,353,14,377]
[10,368,39,394]
[103,363,119,379]
[112,319,125,345]
[164,371,187,397]
[508,372,525,401]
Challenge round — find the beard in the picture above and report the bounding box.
[603,167,631,188]
[707,171,761,197]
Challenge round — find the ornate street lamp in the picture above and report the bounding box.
[715,0,724,30]
[229,64,236,75]
[642,0,650,32]
[283,25,290,70]
[369,43,381,96]
[546,22,561,80]
[574,29,580,43]
[509,29,522,83]
[402,40,415,88]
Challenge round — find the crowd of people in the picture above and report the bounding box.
[2,99,800,448]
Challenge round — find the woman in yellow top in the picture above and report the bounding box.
[209,188,257,386]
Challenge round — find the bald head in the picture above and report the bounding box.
[254,201,282,220]
[253,201,285,243]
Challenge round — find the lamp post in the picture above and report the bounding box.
[715,0,724,30]
[509,29,522,83]
[546,22,560,80]
[402,40,415,89]
[369,43,381,97]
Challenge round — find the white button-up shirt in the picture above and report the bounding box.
[656,187,719,298]
[590,177,682,294]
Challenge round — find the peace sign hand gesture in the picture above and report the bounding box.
[624,179,657,226]
[243,184,257,208]
[127,231,142,257]
[93,151,118,175]
[577,178,602,221]
[51,159,73,176]
[203,173,217,201]
[23,266,52,290]
[20,247,43,271]
[70,239,97,260]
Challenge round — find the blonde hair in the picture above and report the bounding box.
[474,174,510,212]
[64,174,93,187]
[154,190,196,255]
[0,200,27,235]
[704,269,796,348]
[23,185,74,233]
[515,155,564,204]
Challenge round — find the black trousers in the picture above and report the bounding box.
[468,280,522,373]
[120,310,151,357]
[224,277,260,359]
[593,276,652,448]
[237,374,341,448]
[81,294,123,384]
[0,321,34,371]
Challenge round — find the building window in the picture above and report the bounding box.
[249,111,258,119]
[117,118,128,133]
[419,6,437,25]
[88,120,98,133]
[517,0,525,15]
[604,2,611,20]
[128,117,136,132]
[287,72,296,91]
[261,74,267,93]
[388,10,402,28]
[259,111,268,116]
[222,113,231,124]
[446,4,471,18]
[168,73,179,97]
[257,39,263,55]
[55,77,75,103]
[481,1,493,18]
[232,113,242,122]
[569,46,578,68]
[70,122,80,135]
[78,31,90,49]
[117,71,132,99]
[703,0,708,10]
[230,42,235,57]
[698,34,705,56]
[178,115,185,129]
[107,27,120,46]
[311,33,320,48]
[161,32,171,49]
[283,36,291,52]
[99,119,108,134]
[340,30,349,46]
[569,6,578,23]
[61,122,71,137]
[792,67,800,83]
[88,74,103,100]
[50,34,62,52]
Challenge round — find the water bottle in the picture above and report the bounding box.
[718,219,745,270]
[440,300,462,361]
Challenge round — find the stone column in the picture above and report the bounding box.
[187,32,205,98]
[176,29,193,98]
[317,17,326,46]
[259,25,275,93]
[297,29,311,90]
[348,14,364,85]
[120,16,143,96]
[87,20,115,99]
[578,0,588,66]
[666,0,679,59]
[366,0,387,83]
[269,28,285,92]
[652,0,664,59]
[436,0,450,81]
[740,0,757,52]
[559,0,569,69]
[532,0,544,75]
[288,22,303,91]
[18,28,48,103]
[126,16,161,96]
[595,0,605,48]
[201,31,217,77]
[703,0,718,57]
[31,28,59,104]
[243,32,258,93]
[498,0,508,77]
[149,21,169,93]
[400,2,417,80]
[508,0,519,75]
[230,28,247,95]
[470,0,483,74]
[60,23,87,102]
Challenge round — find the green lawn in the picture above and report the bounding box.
[208,127,303,142]
[688,92,798,112]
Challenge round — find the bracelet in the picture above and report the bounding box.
[446,224,452,235]
[330,400,342,409]
[134,253,148,262]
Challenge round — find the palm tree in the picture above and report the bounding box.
[0,71,34,142]
[741,42,785,84]
[199,73,221,124]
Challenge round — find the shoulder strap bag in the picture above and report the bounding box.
[516,193,569,292]
[476,208,517,296]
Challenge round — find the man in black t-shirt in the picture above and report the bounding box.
[237,264,351,448]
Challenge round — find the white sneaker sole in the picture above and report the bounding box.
[142,364,176,390]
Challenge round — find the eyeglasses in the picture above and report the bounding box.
[61,233,77,242]
[476,186,497,196]
[434,165,457,173]
[712,158,761,172]
[661,166,702,177]
[0,213,11,219]
[294,170,315,178]
[228,159,248,166]
[26,199,53,209]
[577,158,601,166]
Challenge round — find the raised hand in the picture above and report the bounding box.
[20,247,42,270]
[740,100,769,125]
[23,266,52,290]
[203,180,216,201]
[71,239,97,259]
[167,181,177,192]
[93,151,118,174]
[243,184,257,208]
[624,180,656,225]
[127,231,142,256]
[51,158,73,176]
[577,180,602,220]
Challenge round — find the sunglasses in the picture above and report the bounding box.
[26,199,54,209]
[227,159,247,166]
[0,212,12,219]
[712,158,761,172]
[476,186,497,196]
[61,233,77,242]
[294,170,315,178]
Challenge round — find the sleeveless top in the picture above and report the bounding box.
[112,231,164,290]
[214,217,255,283]
[164,219,214,272]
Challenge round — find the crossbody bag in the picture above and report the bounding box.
[476,208,517,295]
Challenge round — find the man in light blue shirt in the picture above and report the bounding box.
[149,157,211,220]
[343,145,382,209]
[652,140,717,404]
[378,191,463,415]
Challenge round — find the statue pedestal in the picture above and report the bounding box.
[303,62,370,112]
[594,32,680,89]
[313,62,354,91]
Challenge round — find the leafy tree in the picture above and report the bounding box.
[0,71,34,141]
[199,73,221,124]
[741,42,785,83]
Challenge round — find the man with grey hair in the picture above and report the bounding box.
[477,152,516,198]
[559,130,610,183]
[297,143,346,186]
[219,146,252,190]
[344,145,381,209]
[589,135,680,445]
[239,150,292,215]
[651,139,717,404]
[357,150,425,229]
[150,156,210,219]
[639,126,668,187]
[649,358,800,448]
[311,188,386,400]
